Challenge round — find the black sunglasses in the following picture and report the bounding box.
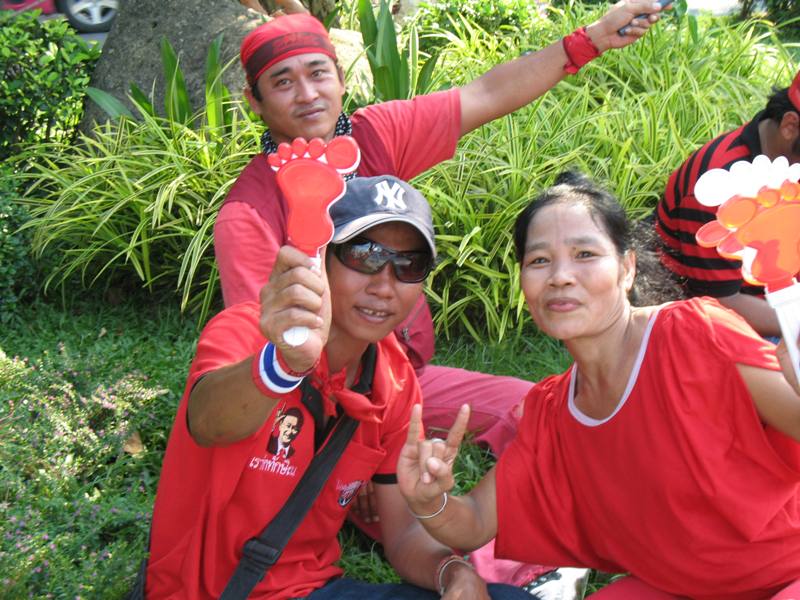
[332,239,433,283]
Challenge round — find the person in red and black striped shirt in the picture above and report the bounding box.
[655,71,800,337]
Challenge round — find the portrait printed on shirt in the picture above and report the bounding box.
[267,406,304,461]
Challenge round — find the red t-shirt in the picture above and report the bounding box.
[146,303,421,599]
[214,89,461,308]
[496,298,800,600]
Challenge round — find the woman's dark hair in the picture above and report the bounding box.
[513,170,685,306]
[514,170,630,261]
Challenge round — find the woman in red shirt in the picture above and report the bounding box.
[398,171,800,599]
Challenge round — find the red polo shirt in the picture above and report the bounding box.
[146,302,421,599]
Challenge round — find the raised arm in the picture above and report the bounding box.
[397,404,499,551]
[188,245,330,446]
[458,0,666,136]
[376,482,491,598]
[777,335,800,396]
[718,292,781,338]
[738,338,800,441]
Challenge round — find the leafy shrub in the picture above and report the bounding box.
[355,0,442,102]
[16,36,255,323]
[17,109,259,321]
[0,168,34,322]
[0,9,101,161]
[0,296,198,599]
[740,0,800,35]
[0,350,166,598]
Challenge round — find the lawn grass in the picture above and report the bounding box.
[0,291,197,598]
[0,291,572,598]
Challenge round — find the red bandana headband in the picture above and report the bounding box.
[789,69,800,113]
[241,13,338,88]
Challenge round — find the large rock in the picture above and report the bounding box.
[81,0,261,130]
[81,0,370,131]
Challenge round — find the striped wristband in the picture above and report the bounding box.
[252,342,306,396]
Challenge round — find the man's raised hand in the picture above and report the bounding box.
[587,0,667,52]
[258,245,331,373]
[397,403,470,514]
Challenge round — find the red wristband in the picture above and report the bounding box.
[562,27,601,74]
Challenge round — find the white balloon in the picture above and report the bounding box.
[695,169,734,206]
[767,156,791,189]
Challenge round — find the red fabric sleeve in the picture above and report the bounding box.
[214,202,281,307]
[355,89,461,181]
[374,338,423,476]
[494,375,593,567]
[686,297,780,371]
[187,303,266,393]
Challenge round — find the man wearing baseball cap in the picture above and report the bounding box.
[655,70,800,337]
[146,176,533,599]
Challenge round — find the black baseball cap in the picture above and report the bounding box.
[331,176,436,257]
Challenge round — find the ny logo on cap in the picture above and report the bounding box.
[373,180,407,211]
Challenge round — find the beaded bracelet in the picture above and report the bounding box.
[562,27,601,74]
[410,492,448,520]
[436,554,472,595]
[251,341,311,396]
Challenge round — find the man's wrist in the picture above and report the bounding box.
[252,341,313,396]
[274,345,318,377]
[584,23,608,53]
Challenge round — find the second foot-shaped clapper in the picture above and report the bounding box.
[268,136,361,346]
[268,136,361,255]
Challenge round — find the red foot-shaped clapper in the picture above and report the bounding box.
[268,136,361,346]
[696,180,800,291]
[695,156,800,385]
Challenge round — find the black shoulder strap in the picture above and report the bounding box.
[219,388,360,600]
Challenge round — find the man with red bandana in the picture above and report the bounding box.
[214,6,666,595]
[655,70,800,338]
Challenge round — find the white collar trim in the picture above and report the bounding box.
[567,308,661,427]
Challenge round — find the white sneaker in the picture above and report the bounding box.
[523,568,590,600]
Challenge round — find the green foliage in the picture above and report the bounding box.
[16,107,260,321]
[740,0,800,36]
[414,0,541,51]
[0,9,101,161]
[17,36,254,323]
[0,168,34,322]
[87,34,237,136]
[415,6,794,341]
[356,0,442,102]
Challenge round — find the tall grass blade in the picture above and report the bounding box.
[85,87,133,120]
[160,37,191,124]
